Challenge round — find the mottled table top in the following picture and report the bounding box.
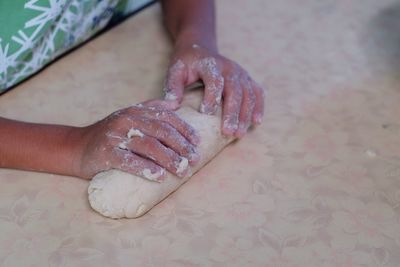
[1,0,400,266]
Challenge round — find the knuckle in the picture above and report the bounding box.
[158,124,176,140]
[240,74,252,88]
[157,120,172,131]
[248,88,256,103]
[234,87,243,100]
[163,110,175,118]
[215,76,225,89]
[165,125,178,137]
[226,72,241,85]
[158,110,173,120]
[223,59,246,77]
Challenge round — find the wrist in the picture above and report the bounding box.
[63,126,90,178]
[174,28,218,53]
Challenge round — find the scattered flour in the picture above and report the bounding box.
[118,128,145,150]
[118,140,128,150]
[127,128,144,138]
[365,149,377,158]
[165,92,178,101]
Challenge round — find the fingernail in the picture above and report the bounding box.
[254,114,262,125]
[223,119,238,135]
[191,134,201,145]
[189,152,201,163]
[235,124,248,138]
[176,157,190,178]
[188,147,201,163]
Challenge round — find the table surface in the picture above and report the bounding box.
[1,0,400,266]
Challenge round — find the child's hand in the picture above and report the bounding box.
[72,104,200,181]
[163,44,265,138]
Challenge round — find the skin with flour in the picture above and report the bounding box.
[161,0,265,137]
[88,90,235,219]
[118,127,189,181]
[0,0,265,183]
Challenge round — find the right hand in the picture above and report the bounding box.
[71,102,200,181]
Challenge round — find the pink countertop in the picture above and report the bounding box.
[1,0,400,266]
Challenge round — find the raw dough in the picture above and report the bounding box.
[88,90,234,219]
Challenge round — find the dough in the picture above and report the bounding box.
[88,90,234,219]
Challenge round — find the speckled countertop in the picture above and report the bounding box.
[1,1,400,266]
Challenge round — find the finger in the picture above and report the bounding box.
[251,81,265,125]
[125,135,191,178]
[222,77,243,136]
[235,77,256,138]
[152,120,200,164]
[154,110,200,146]
[124,117,200,165]
[197,58,224,115]
[125,108,200,146]
[164,60,187,104]
[112,148,166,182]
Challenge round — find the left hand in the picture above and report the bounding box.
[163,44,265,138]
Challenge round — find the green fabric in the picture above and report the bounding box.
[0,0,152,93]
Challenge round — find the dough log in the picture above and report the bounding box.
[88,91,234,219]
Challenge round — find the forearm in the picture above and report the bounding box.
[161,0,218,52]
[0,117,82,177]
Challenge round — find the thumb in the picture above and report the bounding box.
[141,99,180,110]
